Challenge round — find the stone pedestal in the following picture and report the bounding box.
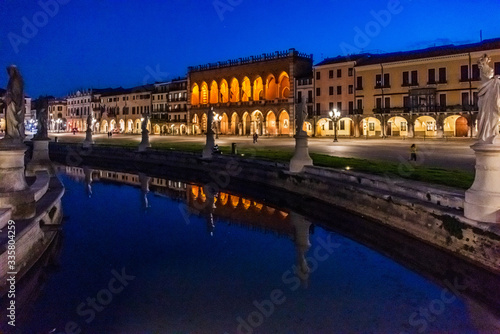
[202,131,215,159]
[26,139,55,176]
[465,142,500,223]
[0,145,28,192]
[138,130,151,152]
[83,128,93,149]
[289,134,313,173]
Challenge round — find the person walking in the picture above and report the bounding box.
[410,144,417,161]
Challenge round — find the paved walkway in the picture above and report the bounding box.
[47,132,476,172]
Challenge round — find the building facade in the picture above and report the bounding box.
[187,49,313,136]
[151,78,188,135]
[98,85,153,134]
[48,98,67,132]
[313,38,500,138]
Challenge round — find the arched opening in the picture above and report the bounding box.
[265,75,277,100]
[415,116,437,137]
[387,116,408,137]
[253,77,263,101]
[192,114,200,135]
[127,119,133,133]
[153,124,160,135]
[231,112,240,135]
[316,118,331,136]
[210,81,218,104]
[201,113,208,133]
[278,72,290,99]
[251,110,264,135]
[337,117,353,137]
[101,120,108,133]
[119,119,125,132]
[220,79,229,103]
[200,82,209,105]
[135,119,142,133]
[443,115,468,137]
[230,78,240,102]
[455,116,469,137]
[180,124,187,135]
[161,125,168,135]
[191,84,200,105]
[93,122,100,133]
[304,121,313,137]
[241,77,251,102]
[109,119,116,131]
[242,112,250,135]
[220,113,229,134]
[266,111,277,135]
[361,117,381,137]
[278,110,290,135]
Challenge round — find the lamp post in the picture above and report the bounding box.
[329,108,341,142]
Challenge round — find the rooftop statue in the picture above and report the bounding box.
[2,65,25,144]
[476,54,500,144]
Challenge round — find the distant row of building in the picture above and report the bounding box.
[4,38,500,138]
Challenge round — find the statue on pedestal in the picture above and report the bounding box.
[476,54,500,144]
[2,65,25,145]
[33,98,49,140]
[141,114,149,133]
[296,100,308,136]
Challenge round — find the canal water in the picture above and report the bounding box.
[5,166,500,333]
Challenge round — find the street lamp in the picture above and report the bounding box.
[214,113,222,139]
[329,108,341,142]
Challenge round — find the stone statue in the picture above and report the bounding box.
[86,113,92,131]
[296,100,308,135]
[34,98,49,140]
[476,54,500,144]
[2,65,25,143]
[141,114,149,133]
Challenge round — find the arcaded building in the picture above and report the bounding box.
[314,38,500,138]
[98,85,153,134]
[187,49,313,136]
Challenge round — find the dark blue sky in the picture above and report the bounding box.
[0,0,498,98]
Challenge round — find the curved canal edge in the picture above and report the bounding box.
[47,142,500,275]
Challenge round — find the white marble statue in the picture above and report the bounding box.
[476,54,500,144]
[86,113,92,131]
[2,65,25,143]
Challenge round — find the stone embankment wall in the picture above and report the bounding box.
[49,143,500,274]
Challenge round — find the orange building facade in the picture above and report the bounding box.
[187,49,313,136]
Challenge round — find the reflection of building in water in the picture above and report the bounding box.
[187,184,313,285]
[187,184,294,237]
[58,166,188,200]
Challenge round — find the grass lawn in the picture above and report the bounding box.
[54,136,473,190]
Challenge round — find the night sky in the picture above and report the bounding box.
[0,0,498,98]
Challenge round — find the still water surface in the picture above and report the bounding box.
[10,167,499,333]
